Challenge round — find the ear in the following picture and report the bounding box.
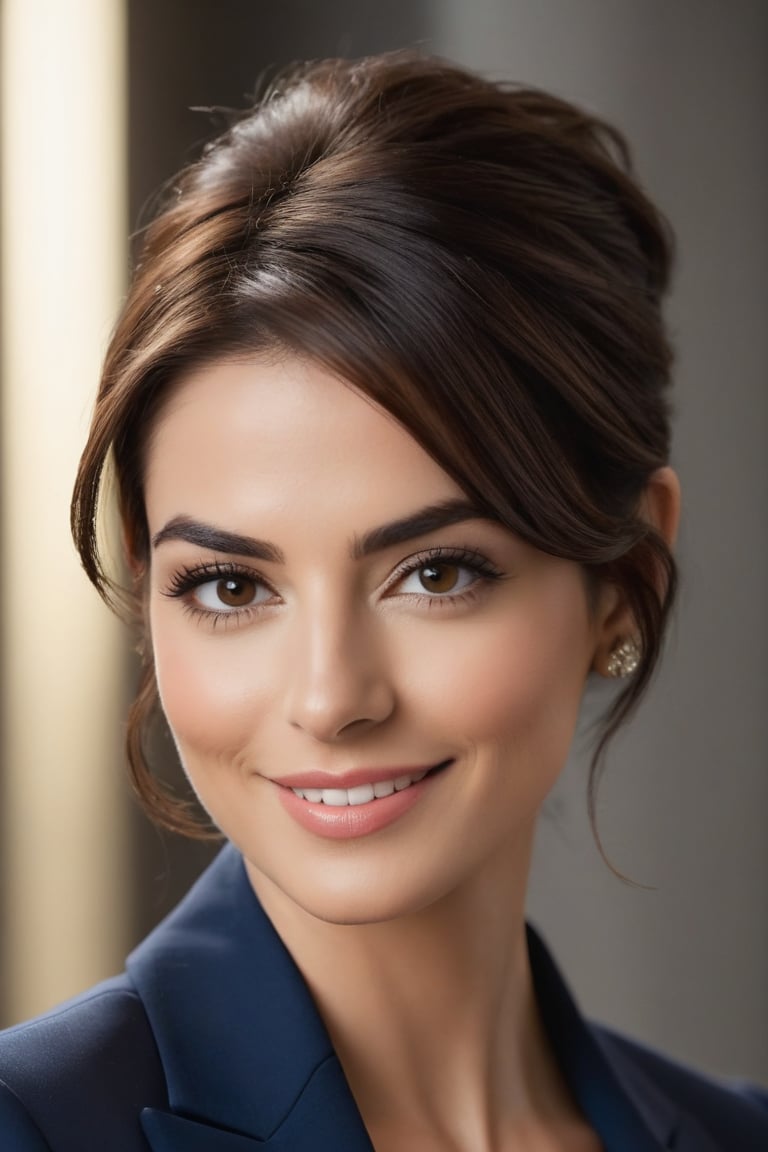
[638,465,681,551]
[592,466,681,676]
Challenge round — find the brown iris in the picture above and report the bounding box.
[418,563,460,594]
[216,577,257,608]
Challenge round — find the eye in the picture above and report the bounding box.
[162,561,279,623]
[386,546,505,604]
[194,575,271,612]
[397,561,480,597]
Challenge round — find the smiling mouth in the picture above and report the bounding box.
[289,761,452,807]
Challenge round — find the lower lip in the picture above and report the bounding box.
[276,767,447,840]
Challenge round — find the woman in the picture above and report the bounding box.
[0,51,765,1152]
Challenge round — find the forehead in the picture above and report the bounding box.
[144,355,464,531]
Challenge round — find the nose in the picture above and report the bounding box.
[284,600,396,742]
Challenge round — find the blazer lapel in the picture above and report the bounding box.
[140,1110,265,1150]
[591,1026,721,1152]
[527,926,720,1152]
[140,1055,371,1151]
[126,845,373,1152]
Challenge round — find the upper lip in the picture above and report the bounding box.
[272,763,448,790]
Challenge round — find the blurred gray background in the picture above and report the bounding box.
[1,0,766,1085]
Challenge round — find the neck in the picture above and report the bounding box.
[247,835,582,1150]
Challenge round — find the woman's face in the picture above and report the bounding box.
[145,355,613,924]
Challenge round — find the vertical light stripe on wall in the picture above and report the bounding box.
[1,0,128,1022]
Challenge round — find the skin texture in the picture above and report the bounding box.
[144,354,679,1152]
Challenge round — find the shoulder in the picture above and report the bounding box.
[596,1023,768,1148]
[0,974,167,1152]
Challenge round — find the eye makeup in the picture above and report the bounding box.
[160,544,507,627]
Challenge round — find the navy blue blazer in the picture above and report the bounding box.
[0,845,766,1151]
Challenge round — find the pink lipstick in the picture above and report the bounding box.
[274,761,451,839]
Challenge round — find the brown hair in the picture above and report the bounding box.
[72,51,677,837]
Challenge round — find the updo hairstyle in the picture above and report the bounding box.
[71,52,677,836]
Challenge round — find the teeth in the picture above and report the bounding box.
[347,784,375,805]
[321,789,349,807]
[292,769,429,806]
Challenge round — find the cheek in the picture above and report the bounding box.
[401,599,591,766]
[150,614,275,764]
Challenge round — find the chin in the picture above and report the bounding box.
[243,851,458,929]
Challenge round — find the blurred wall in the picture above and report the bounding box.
[0,0,128,1026]
[1,0,765,1086]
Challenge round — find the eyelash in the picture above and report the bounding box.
[163,560,273,629]
[162,547,505,626]
[385,547,504,605]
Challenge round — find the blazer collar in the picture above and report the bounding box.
[128,844,711,1152]
[527,927,718,1152]
[127,844,373,1150]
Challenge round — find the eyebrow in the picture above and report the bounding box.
[351,498,488,558]
[152,517,285,562]
[151,499,489,562]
